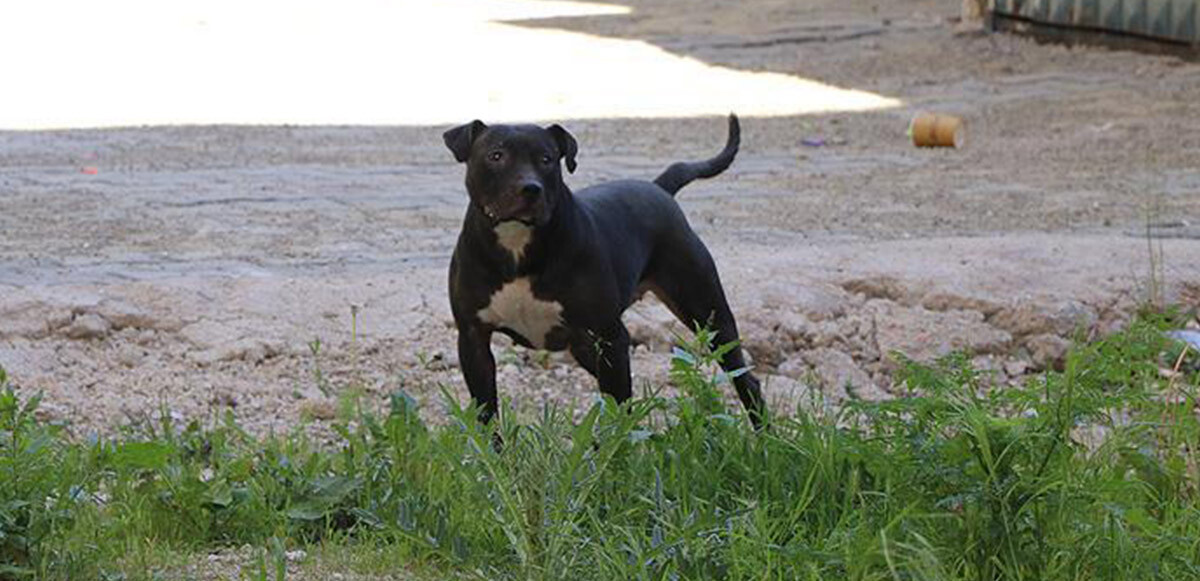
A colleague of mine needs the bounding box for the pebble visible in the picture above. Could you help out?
[63,313,111,340]
[116,345,144,368]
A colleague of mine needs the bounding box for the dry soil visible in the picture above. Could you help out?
[2,0,1199,439]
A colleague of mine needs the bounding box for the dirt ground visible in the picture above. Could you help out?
[2,0,1199,439]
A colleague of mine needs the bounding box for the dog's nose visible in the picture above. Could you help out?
[521,182,543,196]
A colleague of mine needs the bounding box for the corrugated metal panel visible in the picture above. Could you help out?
[992,0,1200,44]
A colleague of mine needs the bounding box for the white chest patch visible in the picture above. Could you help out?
[478,277,563,348]
[493,221,533,262]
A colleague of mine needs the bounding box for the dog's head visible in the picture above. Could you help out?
[443,120,577,227]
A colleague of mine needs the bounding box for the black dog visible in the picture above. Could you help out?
[443,115,765,427]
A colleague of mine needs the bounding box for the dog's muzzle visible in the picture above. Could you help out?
[481,183,545,225]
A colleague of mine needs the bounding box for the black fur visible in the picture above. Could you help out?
[652,114,739,196]
[443,114,765,427]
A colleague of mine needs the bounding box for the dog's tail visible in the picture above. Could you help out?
[653,114,740,197]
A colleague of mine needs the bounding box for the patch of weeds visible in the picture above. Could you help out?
[308,338,333,398]
[2,314,1199,580]
[245,537,288,581]
[530,350,552,370]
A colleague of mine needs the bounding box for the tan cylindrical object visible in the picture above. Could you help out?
[911,113,965,148]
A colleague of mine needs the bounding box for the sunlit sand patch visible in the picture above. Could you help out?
[0,0,899,129]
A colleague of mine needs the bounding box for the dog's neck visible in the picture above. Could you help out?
[468,186,579,273]
[492,221,533,262]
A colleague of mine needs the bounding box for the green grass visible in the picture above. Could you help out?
[2,313,1199,580]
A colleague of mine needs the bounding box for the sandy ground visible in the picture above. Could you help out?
[2,0,1200,440]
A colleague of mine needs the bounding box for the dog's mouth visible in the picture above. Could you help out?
[480,204,539,227]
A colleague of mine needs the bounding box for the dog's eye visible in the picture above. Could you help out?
[541,154,554,165]
[487,151,504,163]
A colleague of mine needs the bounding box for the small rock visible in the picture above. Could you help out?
[0,301,72,340]
[423,349,457,371]
[990,300,1097,338]
[63,313,111,340]
[804,348,890,401]
[774,311,815,342]
[624,301,679,353]
[1004,359,1029,377]
[757,280,849,322]
[740,325,785,368]
[776,357,811,381]
[300,399,337,421]
[872,302,1011,366]
[135,329,157,346]
[921,292,1001,316]
[0,301,58,338]
[761,374,820,415]
[1167,330,1200,351]
[189,349,221,367]
[192,338,282,365]
[776,349,887,401]
[842,275,911,303]
[808,319,847,349]
[179,320,232,350]
[234,341,272,364]
[1026,334,1071,371]
[210,389,238,408]
[33,401,67,423]
[971,355,1007,384]
[116,344,144,368]
[95,299,163,330]
[46,310,75,334]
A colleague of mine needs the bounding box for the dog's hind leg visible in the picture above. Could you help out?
[646,243,767,428]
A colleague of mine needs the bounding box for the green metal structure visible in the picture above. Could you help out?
[991,0,1200,47]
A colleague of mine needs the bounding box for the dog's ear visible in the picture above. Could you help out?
[443,120,488,163]
[547,124,577,173]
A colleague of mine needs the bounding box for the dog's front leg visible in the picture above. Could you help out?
[570,323,633,404]
[457,323,498,424]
